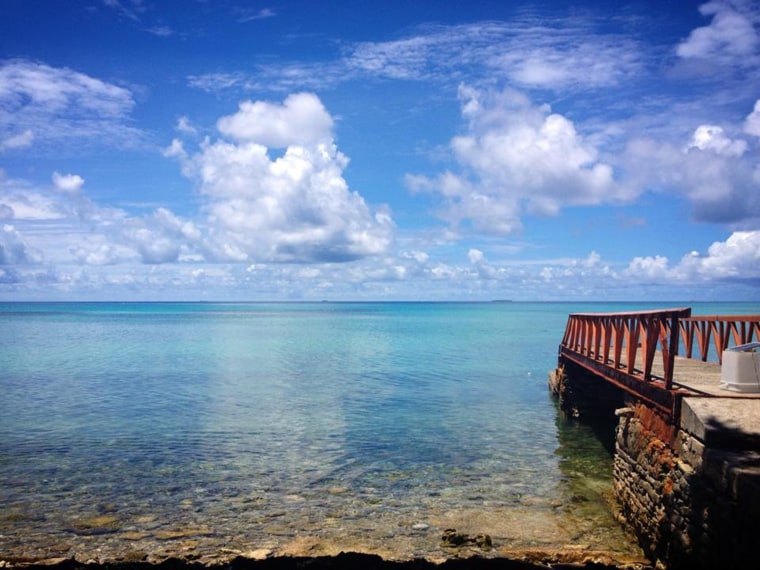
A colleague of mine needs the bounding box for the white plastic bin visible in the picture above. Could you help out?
[720,342,760,393]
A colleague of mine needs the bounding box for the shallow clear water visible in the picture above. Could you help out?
[1,301,756,561]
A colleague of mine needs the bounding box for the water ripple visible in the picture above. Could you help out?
[0,302,644,559]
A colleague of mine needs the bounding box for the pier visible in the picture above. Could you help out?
[550,308,760,570]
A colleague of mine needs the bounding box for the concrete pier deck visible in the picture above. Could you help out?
[644,352,760,446]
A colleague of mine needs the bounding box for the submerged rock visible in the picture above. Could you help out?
[440,528,492,550]
[67,515,121,536]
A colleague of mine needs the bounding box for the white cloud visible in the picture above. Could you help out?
[217,93,333,147]
[236,7,276,23]
[620,231,760,283]
[176,116,197,135]
[102,0,145,22]
[622,102,760,225]
[583,251,601,268]
[348,34,439,80]
[0,172,68,220]
[122,208,201,264]
[468,248,484,264]
[1,214,758,299]
[347,21,643,90]
[1,168,205,268]
[689,230,760,279]
[70,241,123,266]
[52,172,85,194]
[163,138,187,160]
[409,86,621,235]
[0,224,42,264]
[687,125,747,156]
[146,26,174,37]
[188,61,350,94]
[677,1,760,63]
[0,129,34,150]
[401,250,429,264]
[189,20,644,94]
[491,33,641,90]
[58,205,201,268]
[744,100,760,137]
[172,93,394,263]
[187,72,249,92]
[626,255,670,281]
[0,60,140,149]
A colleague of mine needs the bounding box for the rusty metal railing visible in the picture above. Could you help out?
[679,316,760,364]
[559,308,760,416]
[560,308,692,390]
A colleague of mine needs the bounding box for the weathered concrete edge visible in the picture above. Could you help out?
[679,397,760,448]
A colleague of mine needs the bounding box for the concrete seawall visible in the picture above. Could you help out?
[550,364,760,570]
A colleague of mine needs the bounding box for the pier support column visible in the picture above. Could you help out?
[549,361,625,420]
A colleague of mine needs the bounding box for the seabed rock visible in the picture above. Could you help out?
[440,529,492,550]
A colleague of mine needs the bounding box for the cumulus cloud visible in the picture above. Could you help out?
[170,93,394,263]
[622,102,760,225]
[408,86,622,235]
[687,125,747,156]
[70,241,123,266]
[676,0,760,63]
[0,60,141,149]
[687,230,760,279]
[217,93,333,147]
[52,172,85,194]
[626,255,670,281]
[624,231,760,283]
[0,172,68,220]
[122,208,201,264]
[1,167,204,269]
[3,93,395,274]
[60,205,201,268]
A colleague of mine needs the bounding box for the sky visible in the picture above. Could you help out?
[1,0,760,302]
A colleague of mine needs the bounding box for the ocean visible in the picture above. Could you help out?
[1,301,757,562]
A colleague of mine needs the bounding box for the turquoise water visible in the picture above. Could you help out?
[1,301,757,561]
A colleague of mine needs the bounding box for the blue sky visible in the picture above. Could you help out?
[1,0,759,301]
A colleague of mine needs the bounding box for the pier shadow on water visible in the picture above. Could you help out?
[550,396,627,544]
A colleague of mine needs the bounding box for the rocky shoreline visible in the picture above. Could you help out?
[2,549,651,570]
[2,526,651,570]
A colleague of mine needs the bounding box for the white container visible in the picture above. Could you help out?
[720,342,760,393]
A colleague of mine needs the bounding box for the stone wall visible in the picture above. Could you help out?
[614,402,760,570]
